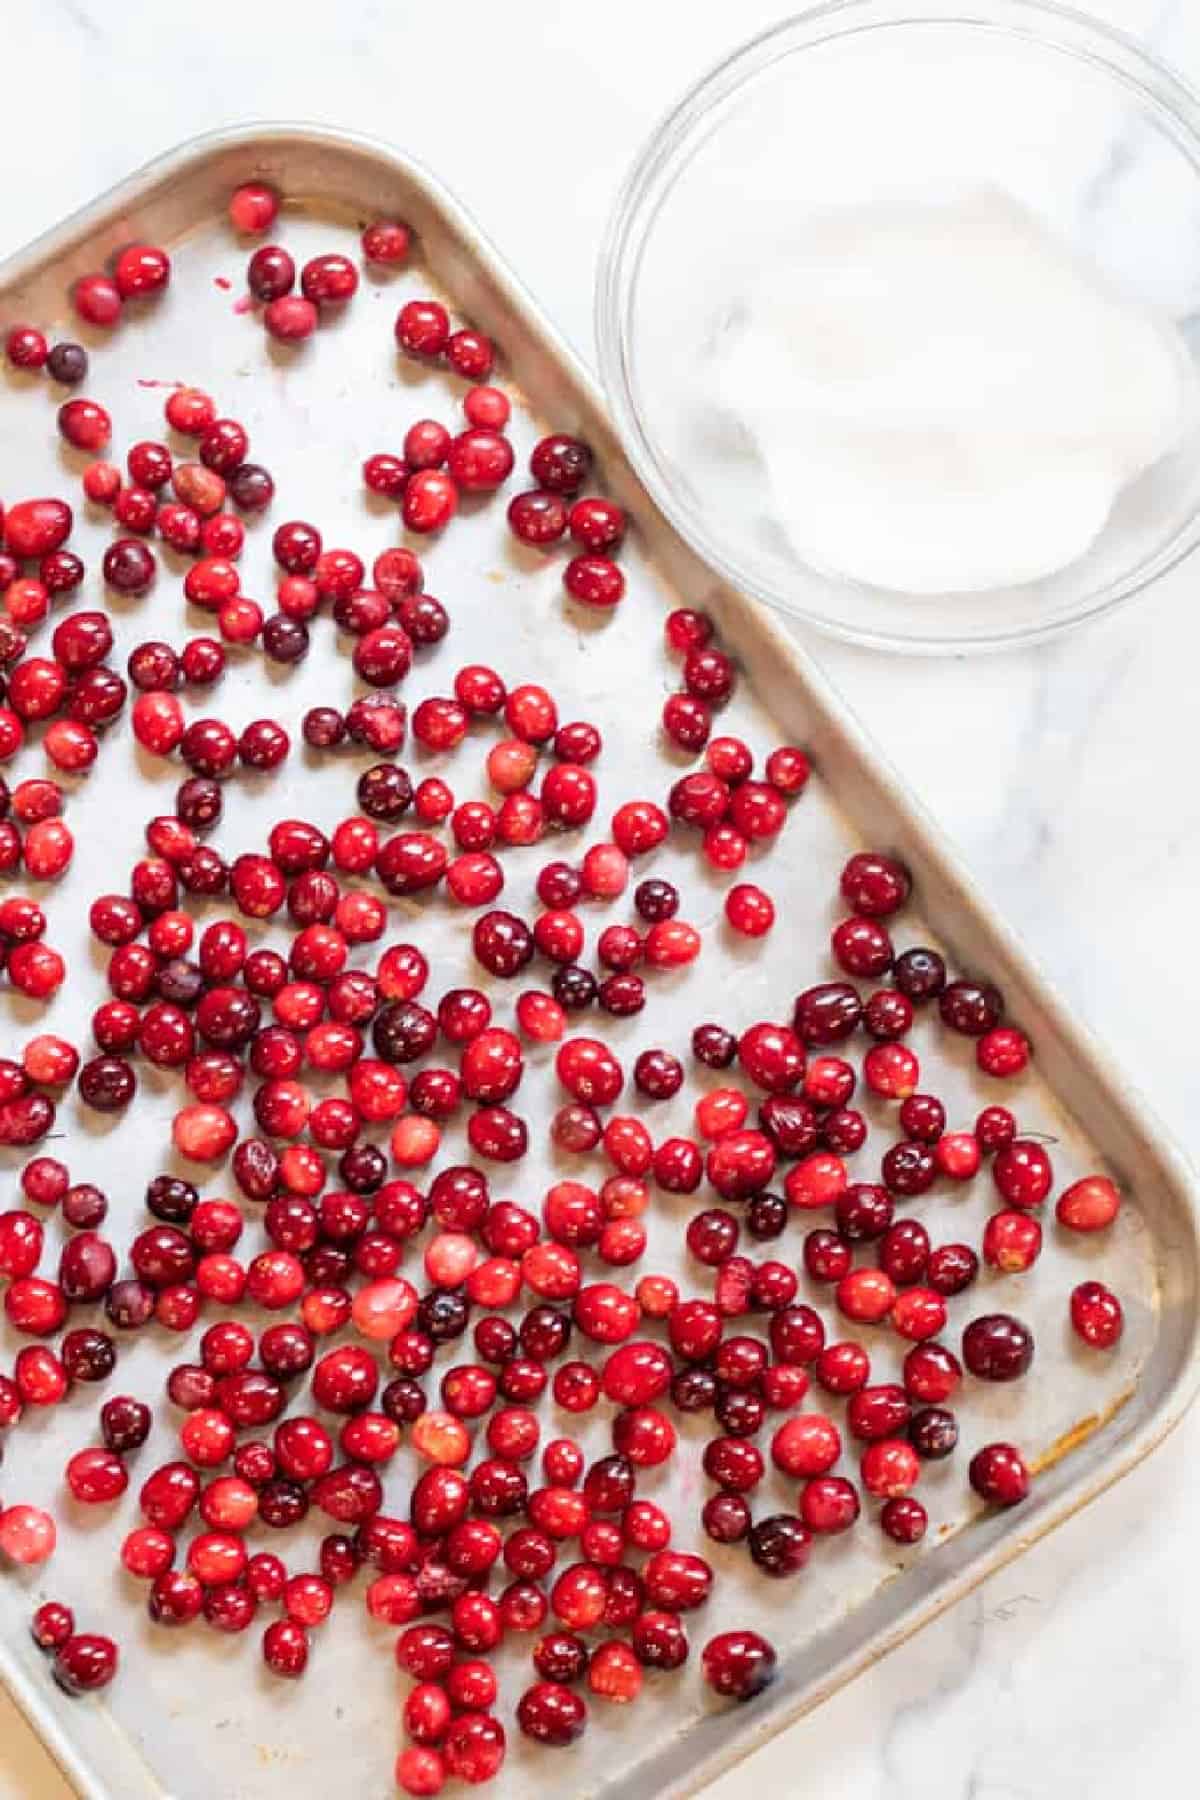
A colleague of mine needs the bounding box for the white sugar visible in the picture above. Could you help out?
[707,186,1194,594]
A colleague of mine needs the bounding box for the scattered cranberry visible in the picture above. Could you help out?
[969,1442,1029,1506]
[1056,1174,1121,1232]
[1070,1280,1124,1348]
[53,1633,119,1694]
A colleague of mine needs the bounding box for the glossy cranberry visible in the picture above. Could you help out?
[831,1183,891,1243]
[992,1139,1053,1209]
[1056,1174,1121,1233]
[5,324,49,368]
[699,1629,776,1702]
[831,915,893,978]
[859,1436,921,1498]
[800,1474,860,1535]
[31,1601,74,1652]
[58,397,112,451]
[746,1514,811,1578]
[938,978,1003,1036]
[905,1404,957,1461]
[876,1218,930,1288]
[517,1680,587,1746]
[881,1141,936,1198]
[562,553,623,609]
[770,1413,842,1477]
[922,1245,977,1301]
[982,1210,1043,1274]
[890,946,945,1002]
[969,1442,1029,1506]
[961,1313,1034,1382]
[53,1633,119,1695]
[837,851,908,917]
[261,1618,309,1678]
[1070,1280,1124,1348]
[60,1327,114,1384]
[356,219,410,267]
[900,1344,961,1408]
[792,982,862,1046]
[877,1494,926,1544]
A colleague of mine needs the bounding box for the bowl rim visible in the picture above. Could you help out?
[595,0,1200,653]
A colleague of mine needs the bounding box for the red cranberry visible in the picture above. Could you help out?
[1070,1280,1124,1348]
[1056,1175,1121,1232]
[992,1140,1053,1209]
[31,1601,74,1651]
[961,1313,1034,1381]
[747,1514,811,1578]
[969,1441,1029,1505]
[908,1405,958,1459]
[701,1629,777,1701]
[939,979,1003,1036]
[53,1633,119,1694]
[517,1681,587,1745]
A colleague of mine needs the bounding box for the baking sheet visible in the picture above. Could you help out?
[0,127,1195,1800]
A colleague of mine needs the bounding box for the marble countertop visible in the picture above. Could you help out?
[4,1,1199,1795]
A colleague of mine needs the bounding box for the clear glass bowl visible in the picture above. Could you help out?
[596,0,1200,653]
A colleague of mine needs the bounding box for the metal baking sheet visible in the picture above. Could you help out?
[0,125,1196,1800]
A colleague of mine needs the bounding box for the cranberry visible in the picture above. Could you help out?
[1070,1280,1124,1348]
[229,183,279,232]
[800,1475,860,1534]
[53,1634,119,1694]
[529,433,592,494]
[928,1245,978,1303]
[246,244,295,300]
[725,883,775,937]
[31,1601,74,1651]
[47,342,88,384]
[983,1210,1043,1273]
[701,1629,777,1701]
[747,1514,811,1578]
[1056,1174,1121,1232]
[517,1681,587,1746]
[362,219,410,264]
[835,1183,893,1242]
[262,1618,309,1678]
[909,1405,958,1460]
[115,243,170,296]
[992,1139,1053,1209]
[793,982,862,1045]
[969,1442,1029,1506]
[836,851,907,916]
[443,1713,505,1784]
[939,979,1003,1036]
[5,325,49,369]
[962,1313,1034,1381]
[59,398,112,451]
[879,1494,927,1543]
[564,555,624,609]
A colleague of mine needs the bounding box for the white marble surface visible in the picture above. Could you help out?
[3,1,1200,1796]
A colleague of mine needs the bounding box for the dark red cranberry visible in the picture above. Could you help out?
[939,979,1003,1036]
[961,1313,1034,1381]
[909,1405,958,1459]
[893,947,946,1001]
[793,983,862,1045]
[926,1243,979,1296]
[969,1442,1029,1506]
[747,1514,811,1578]
[701,1629,777,1701]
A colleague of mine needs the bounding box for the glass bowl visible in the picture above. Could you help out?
[596,0,1200,653]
